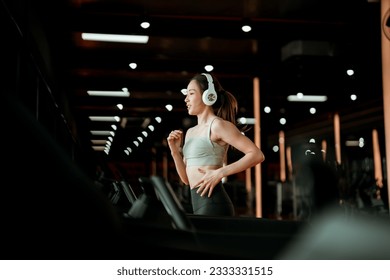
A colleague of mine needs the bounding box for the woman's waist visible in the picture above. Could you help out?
[186,165,221,189]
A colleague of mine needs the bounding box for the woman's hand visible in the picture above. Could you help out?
[167,129,183,154]
[194,168,223,197]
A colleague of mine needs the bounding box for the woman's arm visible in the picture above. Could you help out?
[170,149,189,185]
[196,119,264,197]
[217,120,265,178]
[167,129,189,185]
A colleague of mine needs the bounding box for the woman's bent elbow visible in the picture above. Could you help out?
[257,151,265,164]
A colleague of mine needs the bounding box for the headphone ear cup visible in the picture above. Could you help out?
[201,73,218,106]
[202,89,217,106]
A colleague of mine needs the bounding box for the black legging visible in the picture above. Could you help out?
[190,182,235,216]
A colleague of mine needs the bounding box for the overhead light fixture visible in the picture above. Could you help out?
[87,89,130,97]
[89,116,121,122]
[345,137,365,147]
[129,62,137,69]
[287,94,327,102]
[81,33,149,44]
[139,14,151,29]
[241,24,251,32]
[91,140,108,145]
[90,131,114,136]
[238,117,255,125]
[140,20,150,29]
[204,65,214,72]
[241,18,252,32]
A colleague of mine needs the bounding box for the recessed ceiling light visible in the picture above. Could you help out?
[140,21,150,29]
[241,24,252,32]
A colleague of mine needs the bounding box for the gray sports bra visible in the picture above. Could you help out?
[182,118,227,167]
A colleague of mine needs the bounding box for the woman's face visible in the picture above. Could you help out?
[184,79,205,115]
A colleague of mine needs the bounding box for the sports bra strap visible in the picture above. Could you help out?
[208,117,218,143]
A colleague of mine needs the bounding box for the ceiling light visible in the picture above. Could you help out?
[89,116,120,122]
[140,21,150,29]
[87,90,130,97]
[204,65,214,72]
[91,140,107,145]
[90,130,113,136]
[238,117,255,125]
[287,95,327,102]
[241,18,252,32]
[241,24,251,32]
[81,33,149,44]
[345,140,359,147]
[92,146,106,151]
[345,138,364,147]
[140,14,151,29]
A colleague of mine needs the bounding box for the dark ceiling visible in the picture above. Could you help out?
[26,0,384,162]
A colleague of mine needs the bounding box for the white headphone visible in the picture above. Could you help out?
[201,73,218,106]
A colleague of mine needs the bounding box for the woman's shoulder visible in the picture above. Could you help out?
[211,117,234,129]
[210,118,238,139]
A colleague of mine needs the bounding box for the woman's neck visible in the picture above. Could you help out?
[197,111,216,125]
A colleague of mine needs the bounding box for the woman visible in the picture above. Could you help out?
[167,73,265,216]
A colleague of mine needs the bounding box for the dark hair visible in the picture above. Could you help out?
[191,73,238,126]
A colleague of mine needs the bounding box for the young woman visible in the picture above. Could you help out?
[167,73,265,216]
